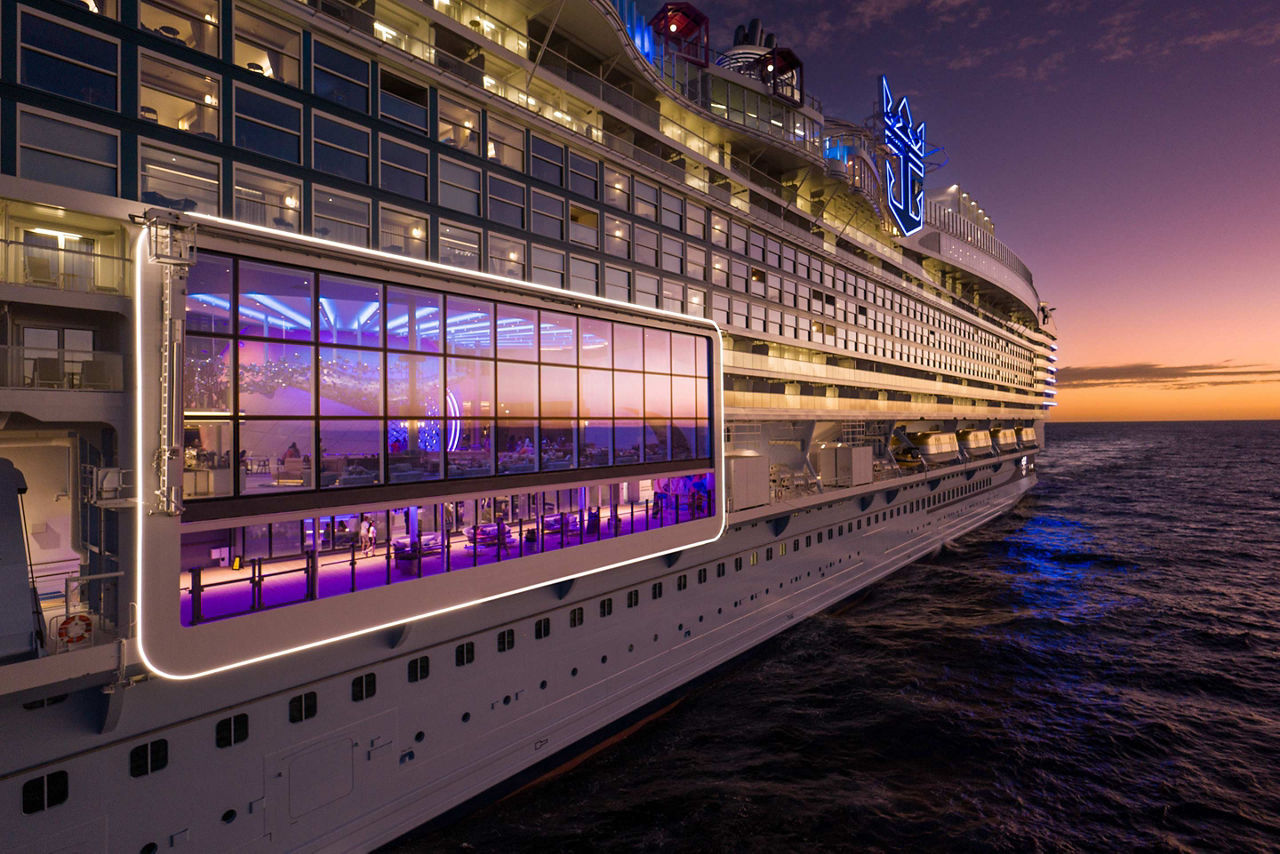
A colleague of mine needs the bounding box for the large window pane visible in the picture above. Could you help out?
[540,421,574,471]
[139,54,219,138]
[386,286,441,352]
[238,261,313,340]
[614,371,642,417]
[447,358,494,418]
[614,420,641,465]
[183,421,233,498]
[579,369,612,417]
[184,336,232,412]
[671,375,698,418]
[579,421,611,468]
[387,353,441,417]
[446,296,492,356]
[439,222,480,270]
[613,324,643,369]
[185,253,233,333]
[447,420,492,477]
[644,329,671,373]
[238,342,313,415]
[644,373,671,418]
[388,419,442,482]
[539,312,575,365]
[497,421,537,473]
[496,362,538,417]
[540,366,576,418]
[319,421,382,488]
[140,144,220,213]
[239,420,312,492]
[319,275,381,346]
[496,304,537,361]
[319,348,381,416]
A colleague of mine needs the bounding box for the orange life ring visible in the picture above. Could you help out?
[57,614,93,644]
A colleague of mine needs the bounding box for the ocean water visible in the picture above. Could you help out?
[390,421,1280,852]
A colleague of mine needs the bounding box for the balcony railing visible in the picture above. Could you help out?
[0,345,125,391]
[2,237,132,295]
[924,202,1032,285]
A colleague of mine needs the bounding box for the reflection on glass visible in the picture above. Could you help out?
[579,317,611,368]
[388,353,441,417]
[185,252,232,333]
[319,275,381,346]
[615,420,642,465]
[540,312,575,364]
[184,336,232,412]
[497,362,538,417]
[614,371,642,418]
[320,420,382,488]
[671,332,696,375]
[448,358,494,418]
[613,323,642,368]
[239,261,313,339]
[386,286,441,353]
[540,366,576,418]
[644,328,671,373]
[671,421,696,461]
[496,304,537,360]
[579,369,612,417]
[446,296,492,356]
[671,375,697,418]
[320,348,381,416]
[645,420,669,462]
[644,373,671,418]
[238,341,313,415]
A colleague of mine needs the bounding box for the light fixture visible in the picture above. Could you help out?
[284,195,298,209]
[411,227,424,239]
[766,63,774,72]
[669,22,677,32]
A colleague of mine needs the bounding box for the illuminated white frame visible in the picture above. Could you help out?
[135,213,726,680]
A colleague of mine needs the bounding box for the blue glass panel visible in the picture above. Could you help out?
[579,420,612,468]
[614,420,642,465]
[21,53,117,109]
[313,67,367,110]
[237,90,300,126]
[235,119,299,163]
[315,144,367,181]
[186,254,233,334]
[23,16,117,70]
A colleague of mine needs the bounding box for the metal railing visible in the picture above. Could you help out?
[2,238,132,295]
[924,202,1033,285]
[0,345,125,391]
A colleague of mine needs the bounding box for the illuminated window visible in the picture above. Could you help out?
[234,8,300,86]
[379,206,427,260]
[139,53,219,138]
[140,144,219,214]
[438,96,480,154]
[140,0,219,55]
[488,234,525,279]
[313,188,370,247]
[603,167,630,210]
[487,117,525,170]
[439,221,481,270]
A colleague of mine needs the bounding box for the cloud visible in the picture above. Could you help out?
[1055,362,1280,390]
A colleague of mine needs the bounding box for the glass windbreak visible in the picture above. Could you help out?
[179,471,718,625]
[181,253,715,501]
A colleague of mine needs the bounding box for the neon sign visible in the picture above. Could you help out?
[880,75,933,237]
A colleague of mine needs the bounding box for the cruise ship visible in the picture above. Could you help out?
[0,0,1057,850]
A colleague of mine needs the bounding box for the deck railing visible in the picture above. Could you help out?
[0,345,125,391]
[2,237,131,295]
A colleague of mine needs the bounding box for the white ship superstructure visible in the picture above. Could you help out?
[0,1,1056,850]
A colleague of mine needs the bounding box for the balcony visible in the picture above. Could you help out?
[1,231,131,296]
[1,346,125,392]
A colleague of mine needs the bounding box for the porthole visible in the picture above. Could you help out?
[540,680,548,690]
[601,655,608,664]
[462,712,471,723]
[221,809,237,824]
[571,667,579,677]
[414,731,425,743]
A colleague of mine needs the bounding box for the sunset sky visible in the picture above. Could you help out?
[694,0,1280,421]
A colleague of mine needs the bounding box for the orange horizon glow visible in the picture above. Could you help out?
[1050,382,1280,423]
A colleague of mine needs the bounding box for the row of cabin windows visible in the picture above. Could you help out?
[18,10,1037,378]
[20,533,850,815]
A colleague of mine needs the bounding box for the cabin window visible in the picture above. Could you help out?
[21,12,118,109]
[288,691,317,722]
[626,589,639,608]
[651,582,663,600]
[534,618,551,639]
[313,41,368,110]
[407,655,430,682]
[569,607,584,627]
[497,628,515,652]
[380,138,429,200]
[437,96,480,154]
[599,598,613,617]
[455,642,475,666]
[21,771,68,814]
[487,117,524,170]
[351,673,376,701]
[214,714,248,748]
[129,740,169,776]
[235,87,301,162]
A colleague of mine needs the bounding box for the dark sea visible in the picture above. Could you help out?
[388,421,1280,853]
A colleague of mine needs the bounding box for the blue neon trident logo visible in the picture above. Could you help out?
[881,75,930,237]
